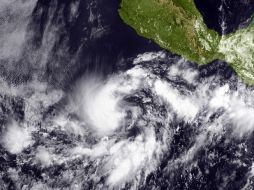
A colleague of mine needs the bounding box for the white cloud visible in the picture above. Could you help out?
[71,139,109,158]
[2,49,254,188]
[167,60,198,83]
[71,128,161,188]
[227,99,254,137]
[209,84,230,109]
[54,116,85,136]
[133,51,166,64]
[77,76,126,135]
[0,0,36,61]
[106,129,161,187]
[35,147,52,167]
[154,80,199,120]
[2,121,33,154]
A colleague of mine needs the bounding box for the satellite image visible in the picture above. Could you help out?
[1,0,254,189]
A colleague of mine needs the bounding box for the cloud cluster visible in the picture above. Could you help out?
[1,48,254,189]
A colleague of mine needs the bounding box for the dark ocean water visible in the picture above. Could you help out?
[194,0,254,34]
[5,0,254,87]
[30,0,161,89]
[29,0,254,91]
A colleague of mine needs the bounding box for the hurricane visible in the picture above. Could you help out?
[1,0,254,190]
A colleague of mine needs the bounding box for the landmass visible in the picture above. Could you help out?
[119,0,254,84]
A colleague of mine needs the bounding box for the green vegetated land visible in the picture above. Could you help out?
[119,0,254,84]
